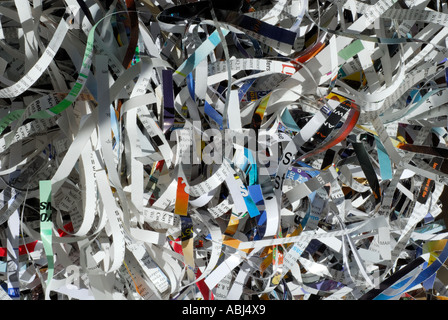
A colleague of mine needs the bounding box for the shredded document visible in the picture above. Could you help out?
[0,0,447,301]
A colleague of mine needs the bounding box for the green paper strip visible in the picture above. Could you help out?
[338,39,365,61]
[39,180,53,293]
[0,11,124,137]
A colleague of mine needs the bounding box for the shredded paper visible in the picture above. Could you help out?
[0,0,448,301]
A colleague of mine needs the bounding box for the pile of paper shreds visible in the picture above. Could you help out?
[0,0,447,300]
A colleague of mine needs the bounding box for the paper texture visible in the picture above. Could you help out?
[0,0,447,301]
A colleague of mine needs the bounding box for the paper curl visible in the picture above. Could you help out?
[0,0,447,301]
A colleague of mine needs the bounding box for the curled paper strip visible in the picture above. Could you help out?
[0,0,448,301]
